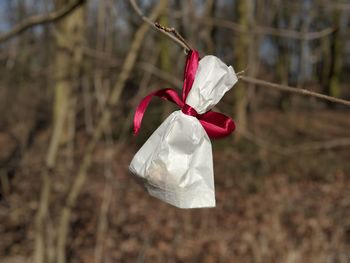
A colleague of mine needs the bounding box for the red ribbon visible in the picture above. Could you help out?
[133,50,235,139]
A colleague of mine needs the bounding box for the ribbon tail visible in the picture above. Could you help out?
[198,111,236,139]
[133,88,183,135]
[182,50,199,101]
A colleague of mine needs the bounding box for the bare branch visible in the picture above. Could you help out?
[129,2,348,107]
[0,0,85,43]
[135,61,350,107]
[240,76,350,107]
[125,58,350,108]
[129,0,193,52]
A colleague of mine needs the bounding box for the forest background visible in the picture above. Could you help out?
[0,0,349,262]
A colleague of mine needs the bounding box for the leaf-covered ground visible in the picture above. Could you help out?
[0,102,349,262]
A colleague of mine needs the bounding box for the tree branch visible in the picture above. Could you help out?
[127,1,349,107]
[0,0,85,43]
[240,76,350,107]
[126,55,350,108]
[129,0,192,52]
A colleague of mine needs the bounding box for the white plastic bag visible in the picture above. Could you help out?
[129,54,238,208]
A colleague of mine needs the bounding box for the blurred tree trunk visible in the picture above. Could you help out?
[180,0,195,45]
[34,1,86,263]
[247,1,258,126]
[299,6,311,87]
[53,0,86,146]
[16,0,31,81]
[55,3,166,262]
[275,4,291,110]
[159,0,170,73]
[276,40,290,110]
[320,33,331,92]
[327,5,343,99]
[94,4,114,261]
[203,0,217,53]
[174,0,185,36]
[233,0,253,139]
[94,0,109,118]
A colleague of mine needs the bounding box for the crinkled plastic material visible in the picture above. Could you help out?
[129,55,237,208]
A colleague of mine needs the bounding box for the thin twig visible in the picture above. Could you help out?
[0,0,85,43]
[240,76,350,107]
[129,0,192,52]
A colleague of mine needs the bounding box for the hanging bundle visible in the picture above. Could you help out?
[129,50,238,208]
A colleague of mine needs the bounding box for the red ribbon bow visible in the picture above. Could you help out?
[133,50,235,139]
